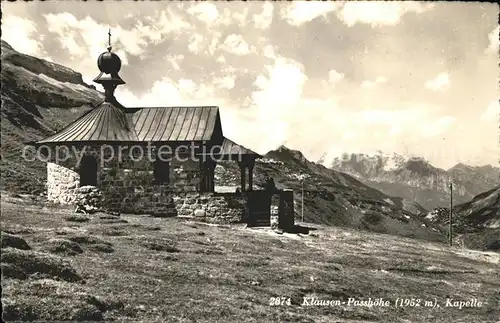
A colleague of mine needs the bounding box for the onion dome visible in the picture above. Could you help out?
[93,29,125,100]
[97,50,122,74]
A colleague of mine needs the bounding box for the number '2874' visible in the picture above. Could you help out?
[269,297,292,306]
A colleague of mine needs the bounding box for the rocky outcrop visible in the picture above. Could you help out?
[74,186,103,214]
[2,40,91,87]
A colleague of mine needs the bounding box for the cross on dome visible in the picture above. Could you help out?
[107,28,112,52]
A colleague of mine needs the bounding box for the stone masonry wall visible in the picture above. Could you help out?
[173,193,248,224]
[100,182,177,217]
[270,194,280,227]
[99,158,201,216]
[44,145,248,222]
[45,145,201,212]
[47,162,80,204]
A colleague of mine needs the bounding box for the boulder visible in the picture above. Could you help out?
[74,186,103,214]
[1,232,31,250]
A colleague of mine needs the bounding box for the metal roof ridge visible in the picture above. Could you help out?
[125,105,220,109]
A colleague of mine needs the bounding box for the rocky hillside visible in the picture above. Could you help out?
[1,40,103,193]
[423,187,499,251]
[453,187,500,230]
[424,186,500,231]
[329,152,499,210]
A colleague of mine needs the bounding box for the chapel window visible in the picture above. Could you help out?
[153,159,170,184]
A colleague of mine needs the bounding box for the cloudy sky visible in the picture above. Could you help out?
[2,1,499,169]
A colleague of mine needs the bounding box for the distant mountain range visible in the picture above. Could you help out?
[329,152,499,211]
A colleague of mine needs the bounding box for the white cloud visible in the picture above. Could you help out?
[252,57,307,115]
[45,10,189,60]
[188,34,204,54]
[389,125,402,136]
[116,78,217,107]
[232,8,249,26]
[178,79,196,93]
[328,69,345,84]
[253,3,274,29]
[485,26,499,54]
[187,2,219,24]
[361,76,387,88]
[338,1,435,27]
[166,54,184,71]
[280,1,434,28]
[358,107,424,125]
[221,34,251,56]
[218,7,250,27]
[280,1,339,26]
[425,73,450,91]
[262,44,277,59]
[421,116,455,137]
[216,55,226,63]
[340,104,452,140]
[207,32,222,55]
[249,57,308,150]
[2,15,48,58]
[342,130,356,140]
[480,101,500,121]
[214,75,236,90]
[44,13,131,84]
[131,11,191,46]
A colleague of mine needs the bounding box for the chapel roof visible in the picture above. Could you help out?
[130,106,220,142]
[217,137,261,157]
[37,101,139,143]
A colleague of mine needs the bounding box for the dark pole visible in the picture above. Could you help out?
[449,182,453,247]
[301,179,304,223]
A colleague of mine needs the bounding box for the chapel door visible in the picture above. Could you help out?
[80,155,98,186]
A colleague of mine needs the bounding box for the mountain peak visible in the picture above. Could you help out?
[264,145,310,165]
[400,158,439,175]
[330,151,412,174]
[448,162,473,171]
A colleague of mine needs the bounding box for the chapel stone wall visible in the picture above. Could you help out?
[47,162,80,204]
[173,192,248,224]
[44,144,248,223]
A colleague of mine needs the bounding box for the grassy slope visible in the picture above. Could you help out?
[2,194,499,323]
